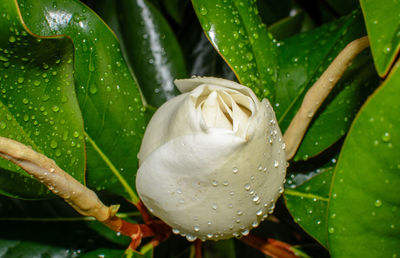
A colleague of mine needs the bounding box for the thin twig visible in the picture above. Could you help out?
[284,36,370,160]
[0,136,112,221]
[241,234,299,258]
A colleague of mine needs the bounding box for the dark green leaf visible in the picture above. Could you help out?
[0,0,85,198]
[275,11,370,160]
[295,50,379,160]
[285,168,334,247]
[328,61,400,257]
[0,239,75,258]
[17,0,147,202]
[256,0,293,26]
[325,0,359,16]
[79,248,125,257]
[360,0,400,77]
[268,10,305,41]
[204,239,235,258]
[192,0,278,100]
[117,0,187,107]
[87,220,131,246]
[162,0,189,24]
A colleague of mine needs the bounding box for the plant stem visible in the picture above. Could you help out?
[284,36,370,160]
[0,136,112,221]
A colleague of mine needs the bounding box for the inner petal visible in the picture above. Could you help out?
[201,90,232,130]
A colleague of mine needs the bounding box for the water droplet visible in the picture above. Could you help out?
[274,160,279,167]
[223,180,229,186]
[256,208,263,216]
[252,195,260,203]
[172,228,180,234]
[200,6,208,15]
[246,52,253,61]
[232,167,238,174]
[237,210,243,216]
[212,203,218,210]
[212,180,218,186]
[8,36,16,43]
[178,198,185,204]
[258,165,263,171]
[193,226,200,232]
[50,140,58,149]
[89,84,98,94]
[52,105,60,112]
[382,132,391,142]
[244,183,250,191]
[241,228,249,236]
[328,227,335,234]
[186,234,197,242]
[374,199,382,207]
[17,77,24,83]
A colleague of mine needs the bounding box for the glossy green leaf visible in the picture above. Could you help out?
[0,0,85,198]
[17,0,147,202]
[87,220,132,246]
[178,14,235,80]
[275,11,372,160]
[0,239,74,257]
[117,0,187,107]
[325,0,359,16]
[80,248,125,257]
[360,0,400,77]
[192,0,278,100]
[256,0,292,26]
[328,61,400,257]
[295,50,379,160]
[162,0,189,24]
[285,168,334,247]
[268,10,305,41]
[204,239,235,258]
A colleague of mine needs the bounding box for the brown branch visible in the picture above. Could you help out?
[241,234,299,258]
[0,136,112,221]
[284,36,370,160]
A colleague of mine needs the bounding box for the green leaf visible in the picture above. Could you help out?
[325,0,359,16]
[275,11,371,160]
[87,220,131,246]
[79,248,125,257]
[328,61,400,257]
[256,0,293,26]
[0,239,74,257]
[192,0,278,100]
[17,0,147,202]
[360,0,400,77]
[0,0,85,198]
[162,0,189,24]
[268,10,306,41]
[204,239,235,258]
[295,50,379,160]
[285,168,334,247]
[117,0,187,107]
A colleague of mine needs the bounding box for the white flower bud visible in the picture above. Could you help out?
[136,77,286,241]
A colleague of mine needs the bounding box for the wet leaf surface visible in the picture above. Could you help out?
[360,0,400,76]
[0,0,85,198]
[328,60,400,257]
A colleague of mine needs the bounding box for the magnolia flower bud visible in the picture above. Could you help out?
[136,77,286,241]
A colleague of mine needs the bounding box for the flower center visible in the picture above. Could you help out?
[195,87,253,138]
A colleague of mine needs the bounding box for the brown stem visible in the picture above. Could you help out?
[0,136,111,221]
[195,239,203,258]
[135,200,153,224]
[284,36,370,160]
[241,234,298,258]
